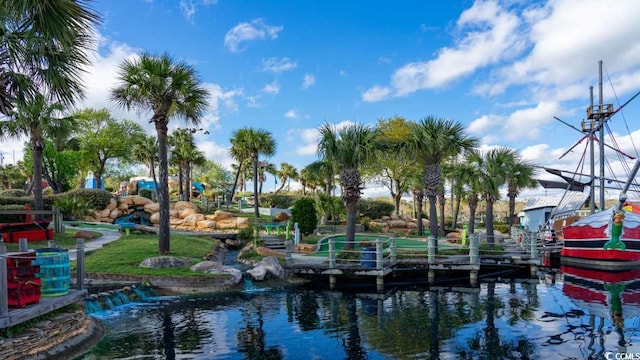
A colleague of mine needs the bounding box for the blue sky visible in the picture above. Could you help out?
[2,0,640,199]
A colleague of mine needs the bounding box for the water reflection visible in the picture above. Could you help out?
[79,270,640,359]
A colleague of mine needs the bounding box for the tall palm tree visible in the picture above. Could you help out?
[183,146,206,201]
[318,123,376,249]
[410,116,478,247]
[243,128,276,217]
[505,157,537,227]
[133,135,159,180]
[258,162,277,195]
[169,128,199,201]
[0,93,66,214]
[275,162,298,193]
[0,0,100,112]
[111,53,210,255]
[228,128,252,205]
[469,147,515,247]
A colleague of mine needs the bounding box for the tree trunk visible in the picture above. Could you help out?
[229,162,243,209]
[468,196,478,235]
[415,190,424,236]
[185,162,191,201]
[486,196,495,247]
[253,155,260,218]
[178,164,184,200]
[453,194,461,230]
[344,200,358,250]
[438,191,445,236]
[31,141,44,220]
[508,192,516,227]
[156,121,171,255]
[428,194,438,254]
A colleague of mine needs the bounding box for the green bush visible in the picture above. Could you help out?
[259,194,298,208]
[291,197,318,236]
[237,224,256,241]
[356,199,394,219]
[54,195,93,220]
[138,188,153,200]
[0,189,27,197]
[62,189,112,210]
[493,224,510,234]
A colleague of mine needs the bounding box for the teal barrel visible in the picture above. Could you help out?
[34,248,70,297]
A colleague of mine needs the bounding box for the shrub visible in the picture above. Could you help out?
[493,224,510,234]
[54,195,93,220]
[237,224,256,241]
[62,189,112,210]
[138,188,152,200]
[0,189,27,197]
[259,194,298,208]
[291,197,318,236]
[356,199,394,219]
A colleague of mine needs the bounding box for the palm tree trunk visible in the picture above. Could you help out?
[156,122,171,255]
[31,141,44,220]
[150,158,158,200]
[253,156,260,218]
[468,199,478,235]
[229,162,243,209]
[428,195,438,254]
[344,200,358,250]
[178,164,184,200]
[508,193,516,227]
[438,191,445,236]
[415,190,424,236]
[453,195,461,229]
[486,197,495,247]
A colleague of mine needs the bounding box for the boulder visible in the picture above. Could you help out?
[190,261,243,284]
[196,219,216,230]
[211,210,233,221]
[174,201,199,213]
[406,221,418,229]
[183,213,205,227]
[215,218,237,229]
[132,196,153,206]
[150,212,160,224]
[109,209,120,219]
[256,246,285,259]
[389,213,399,220]
[139,256,189,269]
[274,212,289,222]
[246,256,285,281]
[106,198,117,210]
[236,217,249,228]
[98,208,111,218]
[225,238,241,248]
[144,202,160,213]
[169,217,184,226]
[73,230,98,240]
[178,208,198,219]
[388,219,406,228]
[296,243,315,253]
[117,202,129,211]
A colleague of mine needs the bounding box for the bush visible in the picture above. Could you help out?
[291,197,318,236]
[138,188,153,200]
[259,194,298,208]
[62,189,112,210]
[237,224,256,241]
[54,195,93,220]
[493,224,510,234]
[357,199,394,219]
[0,189,27,197]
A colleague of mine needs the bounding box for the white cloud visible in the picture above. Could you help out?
[285,109,298,119]
[262,80,280,95]
[391,0,523,96]
[361,86,391,103]
[302,74,315,89]
[468,114,503,134]
[197,141,234,169]
[502,101,560,140]
[224,18,283,53]
[288,127,320,156]
[261,57,297,73]
[179,0,218,22]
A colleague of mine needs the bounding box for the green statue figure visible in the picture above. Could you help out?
[604,211,627,250]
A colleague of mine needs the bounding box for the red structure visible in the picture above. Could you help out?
[5,252,42,308]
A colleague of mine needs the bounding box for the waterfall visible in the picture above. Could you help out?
[84,284,157,314]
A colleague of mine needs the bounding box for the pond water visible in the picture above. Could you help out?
[78,267,640,359]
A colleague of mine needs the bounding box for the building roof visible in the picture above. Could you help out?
[523,192,590,214]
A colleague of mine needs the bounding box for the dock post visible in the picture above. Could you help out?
[376,275,384,292]
[375,238,383,270]
[284,240,292,265]
[530,264,537,278]
[328,239,336,269]
[390,236,397,263]
[48,240,56,248]
[530,234,538,260]
[76,238,85,290]
[329,275,336,290]
[428,235,436,264]
[470,271,478,286]
[428,270,435,284]
[469,234,479,265]
[18,238,28,252]
[0,241,7,317]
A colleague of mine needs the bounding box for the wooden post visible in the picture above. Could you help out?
[375,238,383,270]
[0,242,7,317]
[329,275,336,290]
[76,238,85,290]
[530,233,538,260]
[284,240,292,265]
[390,236,397,263]
[470,271,478,286]
[48,240,56,248]
[18,238,28,252]
[53,206,63,234]
[376,275,384,292]
[328,239,336,269]
[469,234,479,265]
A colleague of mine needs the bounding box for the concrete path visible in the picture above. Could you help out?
[67,228,121,261]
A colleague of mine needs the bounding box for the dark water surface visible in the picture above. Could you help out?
[78,269,640,359]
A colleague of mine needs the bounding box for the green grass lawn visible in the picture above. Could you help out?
[80,233,217,276]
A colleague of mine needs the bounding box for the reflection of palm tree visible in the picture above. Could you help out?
[161,308,176,359]
[343,295,366,359]
[237,300,283,359]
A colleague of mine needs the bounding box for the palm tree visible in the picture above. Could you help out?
[228,128,252,205]
[469,147,515,247]
[184,146,206,201]
[276,162,298,193]
[111,53,210,255]
[169,128,201,201]
[0,1,100,112]
[410,116,478,247]
[505,157,537,227]
[258,162,277,195]
[243,128,276,217]
[0,93,66,214]
[318,123,376,250]
[133,135,159,182]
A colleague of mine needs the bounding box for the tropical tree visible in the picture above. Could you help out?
[0,93,68,213]
[469,147,516,247]
[410,116,478,245]
[275,162,298,193]
[370,116,414,215]
[258,162,277,194]
[444,160,473,230]
[132,135,159,190]
[505,157,537,227]
[0,0,100,113]
[228,128,252,204]
[318,122,376,249]
[111,53,210,255]
[169,128,205,201]
[302,160,334,195]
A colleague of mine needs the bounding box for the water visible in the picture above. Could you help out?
[78,269,640,359]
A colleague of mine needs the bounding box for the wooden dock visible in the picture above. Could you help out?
[283,234,547,291]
